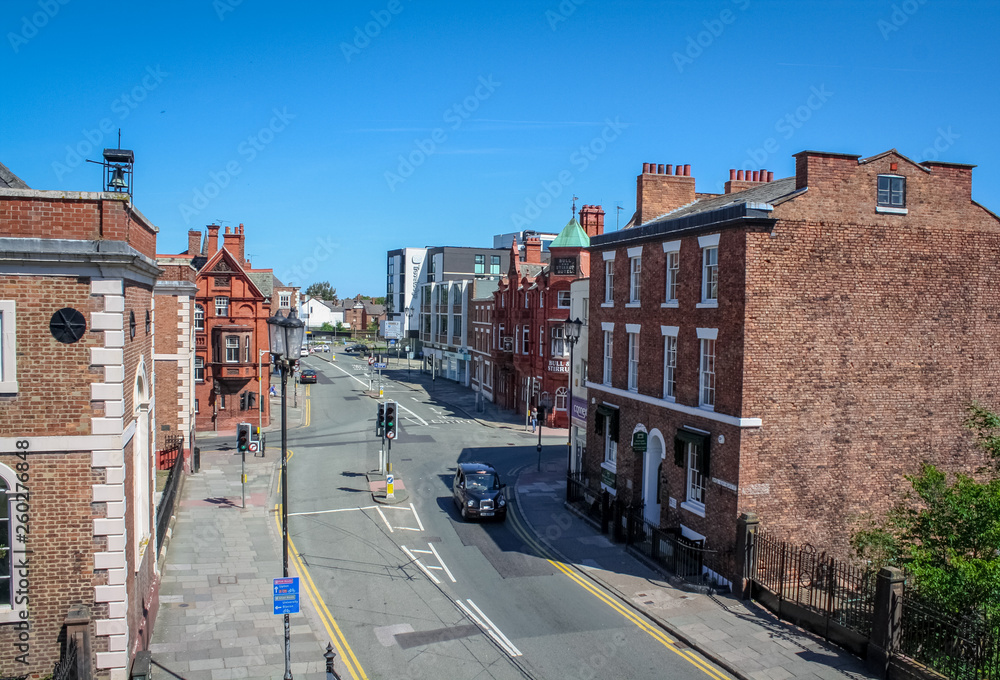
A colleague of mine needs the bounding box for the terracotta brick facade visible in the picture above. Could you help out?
[585,151,999,582]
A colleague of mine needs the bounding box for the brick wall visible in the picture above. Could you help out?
[0,452,101,678]
[741,152,998,552]
[0,276,100,435]
[0,194,157,259]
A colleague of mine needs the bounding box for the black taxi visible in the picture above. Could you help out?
[452,462,507,522]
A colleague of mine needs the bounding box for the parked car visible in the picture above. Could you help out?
[347,344,368,353]
[452,462,507,522]
[299,369,317,384]
[300,347,310,357]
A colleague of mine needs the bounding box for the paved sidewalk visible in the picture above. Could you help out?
[149,397,336,680]
[374,358,879,680]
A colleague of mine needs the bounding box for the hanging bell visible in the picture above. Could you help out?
[109,165,127,189]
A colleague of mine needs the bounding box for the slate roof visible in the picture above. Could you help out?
[0,162,29,189]
[247,272,275,299]
[472,279,499,301]
[592,177,799,248]
[643,177,798,227]
[549,217,590,248]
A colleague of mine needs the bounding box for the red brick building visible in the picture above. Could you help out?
[343,296,386,334]
[585,153,999,582]
[0,164,161,679]
[492,206,603,425]
[153,257,198,464]
[169,225,274,433]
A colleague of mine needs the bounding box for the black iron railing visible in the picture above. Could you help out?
[156,441,185,553]
[750,530,876,638]
[899,596,1000,680]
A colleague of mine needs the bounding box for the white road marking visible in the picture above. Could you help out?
[456,599,522,657]
[409,502,425,531]
[427,542,456,582]
[401,545,441,584]
[375,506,393,533]
[288,505,414,517]
[395,401,428,426]
[328,360,430,426]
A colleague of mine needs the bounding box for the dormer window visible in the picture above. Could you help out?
[877,175,906,213]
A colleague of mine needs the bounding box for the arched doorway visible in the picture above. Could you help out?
[133,361,151,563]
[643,430,665,525]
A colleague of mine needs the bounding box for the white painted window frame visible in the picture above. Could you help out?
[626,324,640,392]
[662,240,680,308]
[603,251,615,306]
[661,325,678,402]
[0,462,27,622]
[628,246,642,306]
[0,301,17,394]
[697,327,718,410]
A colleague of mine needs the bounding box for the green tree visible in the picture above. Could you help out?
[334,321,345,332]
[305,281,337,301]
[319,322,334,331]
[852,405,1000,618]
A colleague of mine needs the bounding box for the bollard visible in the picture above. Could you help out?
[324,642,341,680]
[193,447,201,473]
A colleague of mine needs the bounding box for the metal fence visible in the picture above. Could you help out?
[565,474,729,586]
[751,530,876,638]
[156,440,185,553]
[158,433,184,470]
[899,596,1000,680]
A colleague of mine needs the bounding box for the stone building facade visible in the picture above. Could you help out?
[585,153,999,582]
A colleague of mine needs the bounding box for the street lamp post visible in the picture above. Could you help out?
[258,349,270,440]
[404,305,415,376]
[266,308,305,680]
[564,318,583,498]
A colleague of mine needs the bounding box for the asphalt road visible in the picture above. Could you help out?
[281,351,733,680]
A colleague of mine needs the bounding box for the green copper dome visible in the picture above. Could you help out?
[549,217,590,248]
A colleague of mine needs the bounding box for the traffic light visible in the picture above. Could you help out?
[239,392,248,411]
[237,422,251,452]
[385,401,397,440]
[376,402,385,437]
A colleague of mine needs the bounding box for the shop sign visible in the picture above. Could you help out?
[601,467,617,489]
[548,359,569,373]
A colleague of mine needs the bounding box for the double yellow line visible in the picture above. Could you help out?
[274,390,367,679]
[508,507,730,680]
[272,504,367,680]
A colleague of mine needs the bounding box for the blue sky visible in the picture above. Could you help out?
[3,0,998,294]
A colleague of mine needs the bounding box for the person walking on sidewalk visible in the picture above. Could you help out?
[530,407,538,433]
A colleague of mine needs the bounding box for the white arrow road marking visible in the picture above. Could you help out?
[455,599,522,657]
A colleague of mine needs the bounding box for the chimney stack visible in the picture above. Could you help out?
[206,225,220,256]
[635,161,696,225]
[222,223,246,264]
[187,229,201,255]
[725,167,774,194]
[579,204,605,238]
[524,235,543,264]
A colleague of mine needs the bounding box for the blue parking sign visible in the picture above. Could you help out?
[273,577,300,615]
